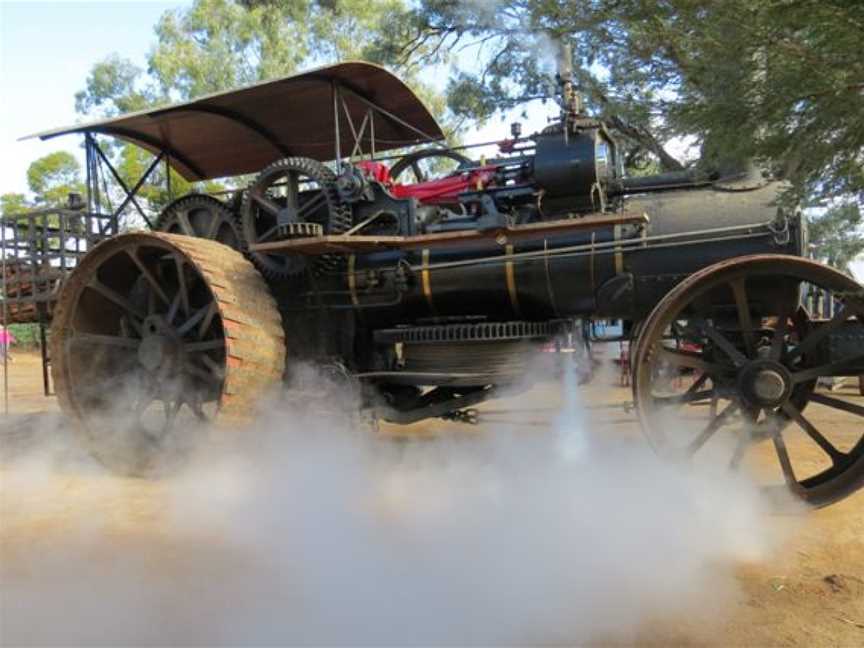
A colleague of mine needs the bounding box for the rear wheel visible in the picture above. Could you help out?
[50,232,285,475]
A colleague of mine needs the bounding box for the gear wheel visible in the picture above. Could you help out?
[240,157,352,280]
[155,193,244,252]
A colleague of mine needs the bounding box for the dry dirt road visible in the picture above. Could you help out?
[1,351,862,646]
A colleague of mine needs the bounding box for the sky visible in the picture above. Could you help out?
[0,1,189,195]
[0,0,860,279]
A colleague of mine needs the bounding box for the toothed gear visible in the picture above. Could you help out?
[240,157,352,280]
[280,222,324,238]
[154,193,245,252]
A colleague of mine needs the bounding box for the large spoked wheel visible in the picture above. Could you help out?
[389,148,472,183]
[51,232,285,476]
[633,254,864,508]
[155,193,244,251]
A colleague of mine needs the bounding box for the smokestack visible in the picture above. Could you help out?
[554,40,582,123]
[556,41,573,81]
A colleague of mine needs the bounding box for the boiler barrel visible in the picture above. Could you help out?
[349,182,803,324]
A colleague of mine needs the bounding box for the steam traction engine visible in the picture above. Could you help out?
[18,62,864,507]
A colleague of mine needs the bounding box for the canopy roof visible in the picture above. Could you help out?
[23,61,444,181]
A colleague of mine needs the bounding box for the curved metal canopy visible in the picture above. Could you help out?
[22,61,445,181]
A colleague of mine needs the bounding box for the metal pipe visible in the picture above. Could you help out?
[409,221,778,273]
[2,220,8,415]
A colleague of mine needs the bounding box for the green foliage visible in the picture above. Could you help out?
[26,151,84,207]
[73,0,442,216]
[394,0,864,198]
[6,324,40,350]
[74,55,150,116]
[1,193,30,216]
[807,203,864,274]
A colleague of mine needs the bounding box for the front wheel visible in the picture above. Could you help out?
[632,254,864,508]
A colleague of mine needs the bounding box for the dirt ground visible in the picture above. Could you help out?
[1,350,862,646]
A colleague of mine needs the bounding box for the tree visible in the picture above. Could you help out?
[807,203,864,275]
[388,0,864,199]
[26,152,84,207]
[1,193,30,216]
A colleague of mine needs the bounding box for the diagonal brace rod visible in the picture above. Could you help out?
[93,138,159,228]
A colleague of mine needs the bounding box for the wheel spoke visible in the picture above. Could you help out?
[786,307,849,362]
[174,254,190,318]
[692,320,748,367]
[87,280,145,331]
[653,373,712,406]
[730,277,755,358]
[186,339,226,353]
[657,347,726,375]
[177,301,215,337]
[184,362,222,384]
[146,286,156,316]
[166,292,182,324]
[770,301,792,362]
[655,389,715,407]
[284,173,299,207]
[729,434,749,470]
[197,302,218,340]
[791,353,864,384]
[808,391,864,418]
[296,191,327,219]
[686,401,739,456]
[175,210,195,236]
[770,424,800,490]
[204,214,222,239]
[199,353,225,379]
[127,249,170,305]
[163,399,182,431]
[781,401,845,464]
[188,392,210,421]
[258,224,279,242]
[71,333,140,349]
[251,193,281,216]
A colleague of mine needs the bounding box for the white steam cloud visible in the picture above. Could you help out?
[1,366,783,646]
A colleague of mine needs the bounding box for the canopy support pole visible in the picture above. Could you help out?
[369,108,376,160]
[2,222,8,416]
[165,153,173,203]
[332,82,342,163]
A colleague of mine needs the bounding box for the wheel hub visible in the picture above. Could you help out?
[138,316,181,373]
[739,360,792,407]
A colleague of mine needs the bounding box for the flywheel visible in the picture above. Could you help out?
[155,193,244,251]
[50,232,285,475]
[240,157,352,280]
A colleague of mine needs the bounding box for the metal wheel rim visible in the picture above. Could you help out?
[632,254,864,507]
[389,148,473,183]
[51,232,285,475]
